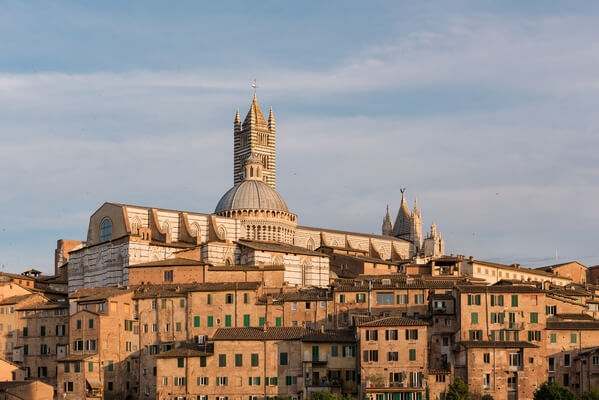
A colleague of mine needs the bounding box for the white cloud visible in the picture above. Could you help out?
[1,12,599,270]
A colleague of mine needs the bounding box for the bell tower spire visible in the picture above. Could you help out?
[233,93,277,189]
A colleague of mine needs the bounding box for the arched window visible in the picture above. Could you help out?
[100,218,112,242]
[218,225,227,240]
[191,222,201,237]
[131,217,141,235]
[307,238,315,251]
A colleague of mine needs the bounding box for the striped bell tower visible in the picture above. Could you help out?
[233,94,277,189]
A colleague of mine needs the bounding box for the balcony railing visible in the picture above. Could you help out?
[504,322,524,330]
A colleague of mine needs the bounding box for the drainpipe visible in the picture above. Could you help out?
[264,341,268,398]
[368,281,372,316]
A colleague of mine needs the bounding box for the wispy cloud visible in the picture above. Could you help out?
[1,10,599,271]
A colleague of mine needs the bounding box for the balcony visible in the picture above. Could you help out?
[307,377,342,388]
[504,322,524,330]
[305,355,330,364]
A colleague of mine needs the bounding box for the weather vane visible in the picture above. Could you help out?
[251,78,259,94]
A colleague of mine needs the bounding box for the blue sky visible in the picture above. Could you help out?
[1,1,599,273]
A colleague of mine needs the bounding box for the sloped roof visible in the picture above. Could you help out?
[456,285,544,294]
[460,341,538,349]
[355,316,428,327]
[155,343,213,358]
[236,239,324,257]
[70,287,133,302]
[546,321,599,330]
[128,258,208,268]
[256,288,331,304]
[213,327,309,341]
[536,261,588,271]
[132,282,261,299]
[242,94,269,128]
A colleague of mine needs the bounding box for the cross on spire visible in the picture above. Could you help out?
[251,78,259,94]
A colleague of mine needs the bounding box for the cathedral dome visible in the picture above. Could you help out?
[214,179,289,213]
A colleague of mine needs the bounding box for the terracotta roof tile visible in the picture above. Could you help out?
[70,287,133,302]
[212,327,351,341]
[236,239,326,257]
[128,258,208,268]
[155,343,214,358]
[460,341,538,348]
[456,285,544,293]
[355,316,428,327]
[546,321,599,330]
[132,282,261,299]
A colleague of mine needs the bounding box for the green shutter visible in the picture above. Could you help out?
[511,295,518,307]
[200,356,206,367]
[490,295,495,306]
[207,316,214,327]
[259,317,265,326]
[312,346,319,361]
[571,333,577,343]
[530,312,538,323]
[88,362,93,372]
[180,299,185,308]
[467,295,472,305]
[286,376,292,385]
[471,312,478,324]
[243,314,250,327]
[225,315,232,327]
[409,349,416,361]
[331,345,338,357]
[178,358,184,368]
[275,317,282,327]
[280,352,288,365]
[194,316,200,327]
[550,333,556,343]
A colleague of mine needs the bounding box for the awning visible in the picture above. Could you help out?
[86,377,102,389]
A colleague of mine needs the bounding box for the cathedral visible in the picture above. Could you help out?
[61,94,445,293]
[381,189,445,258]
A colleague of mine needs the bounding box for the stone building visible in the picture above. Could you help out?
[356,316,429,400]
[154,327,356,400]
[535,261,589,285]
[460,259,573,286]
[57,287,138,400]
[64,94,420,296]
[13,300,69,388]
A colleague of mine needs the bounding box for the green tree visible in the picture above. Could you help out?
[481,395,494,400]
[310,392,352,400]
[534,381,577,400]
[311,392,337,400]
[446,377,470,400]
[582,388,599,400]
